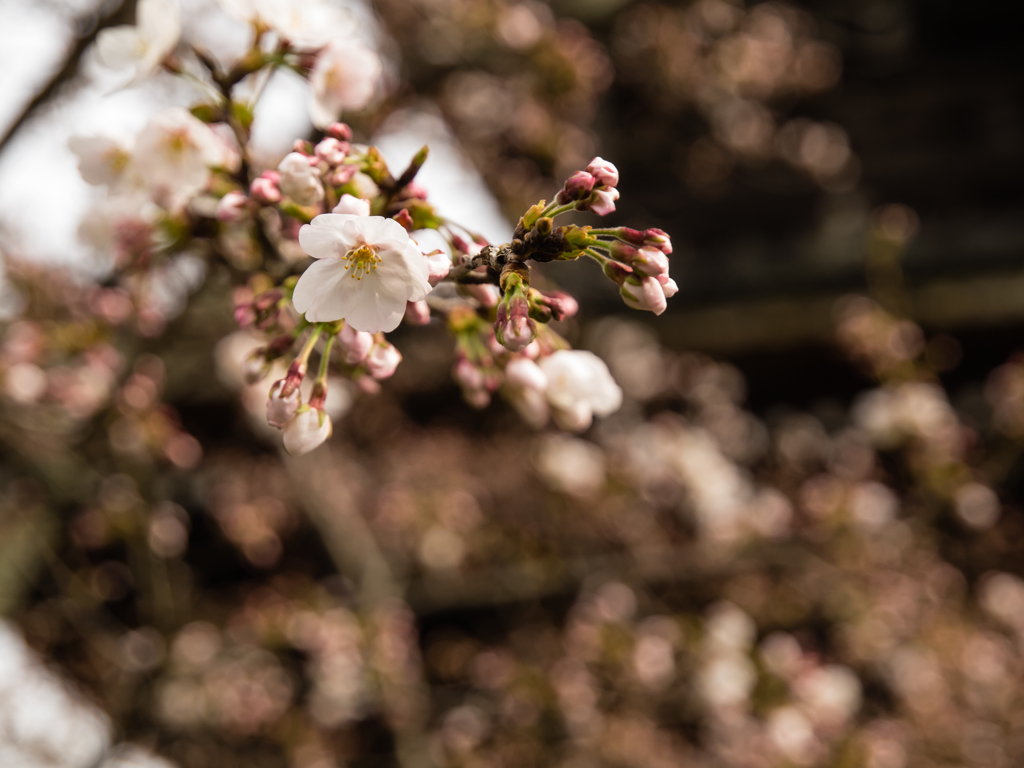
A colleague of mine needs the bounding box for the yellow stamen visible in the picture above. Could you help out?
[342,244,381,280]
[164,129,191,156]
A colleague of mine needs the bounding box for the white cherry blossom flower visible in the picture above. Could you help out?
[294,215,431,332]
[68,134,134,187]
[283,406,332,456]
[332,194,370,216]
[132,108,224,210]
[538,350,623,432]
[309,43,383,128]
[220,0,353,48]
[277,152,324,206]
[77,195,159,255]
[97,0,181,82]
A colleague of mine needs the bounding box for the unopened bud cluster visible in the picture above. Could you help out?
[234,153,676,453]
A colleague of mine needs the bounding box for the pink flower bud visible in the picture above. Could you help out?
[608,240,637,262]
[452,238,485,263]
[331,165,358,186]
[332,194,370,216]
[326,122,353,141]
[292,139,312,155]
[620,276,668,315]
[496,282,537,352]
[557,170,596,204]
[643,228,672,254]
[528,290,579,324]
[283,406,332,456]
[253,290,283,312]
[234,303,256,328]
[357,375,381,394]
[404,300,430,326]
[505,357,548,391]
[463,283,500,308]
[338,323,374,364]
[497,315,536,352]
[280,358,307,396]
[659,276,679,298]
[632,246,670,278]
[405,182,428,199]
[586,157,619,188]
[425,250,451,286]
[267,379,300,428]
[366,342,402,379]
[307,378,328,410]
[216,190,248,222]
[602,259,633,286]
[544,291,579,320]
[589,187,620,216]
[393,209,415,232]
[315,137,349,165]
[250,174,281,204]
[454,358,486,390]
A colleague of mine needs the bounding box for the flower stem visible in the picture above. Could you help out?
[316,333,335,384]
[544,203,578,218]
[296,325,323,368]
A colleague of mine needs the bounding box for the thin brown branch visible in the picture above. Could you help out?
[0,0,134,156]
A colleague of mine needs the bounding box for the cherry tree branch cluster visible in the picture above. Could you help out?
[67,0,677,457]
